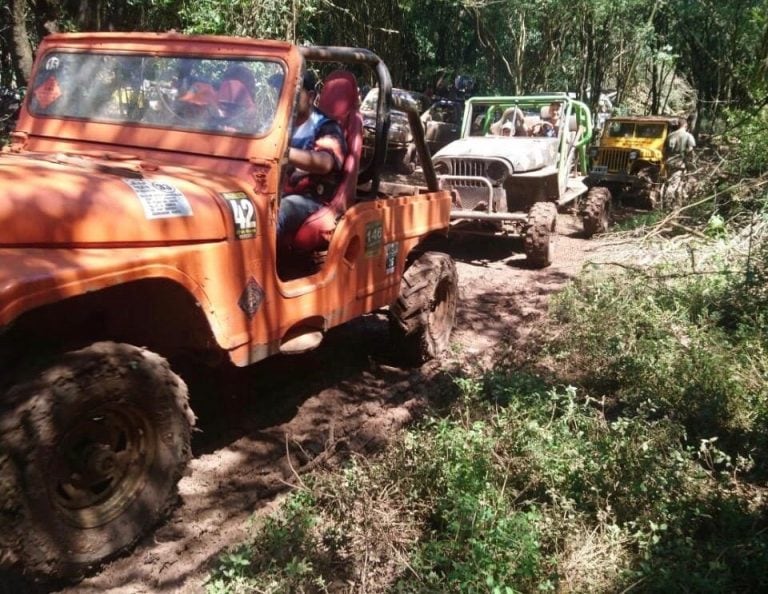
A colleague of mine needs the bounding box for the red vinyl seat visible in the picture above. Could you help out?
[291,70,363,253]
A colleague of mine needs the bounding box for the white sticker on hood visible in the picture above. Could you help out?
[124,179,193,219]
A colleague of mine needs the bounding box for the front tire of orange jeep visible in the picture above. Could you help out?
[0,342,194,581]
[390,252,458,364]
[524,202,558,268]
[582,186,612,238]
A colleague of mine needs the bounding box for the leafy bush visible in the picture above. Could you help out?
[547,251,768,472]
[720,107,768,177]
[205,491,332,594]
[206,369,768,593]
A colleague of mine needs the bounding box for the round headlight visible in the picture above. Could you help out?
[434,161,450,175]
[485,160,508,183]
[589,146,599,158]
[629,150,639,160]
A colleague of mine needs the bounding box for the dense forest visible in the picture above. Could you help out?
[2,0,767,129]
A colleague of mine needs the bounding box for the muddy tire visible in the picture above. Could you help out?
[582,186,611,238]
[390,252,458,364]
[0,342,194,580]
[524,202,558,268]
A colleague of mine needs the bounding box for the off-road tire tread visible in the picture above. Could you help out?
[390,252,458,364]
[524,202,558,268]
[0,342,194,580]
[582,186,611,238]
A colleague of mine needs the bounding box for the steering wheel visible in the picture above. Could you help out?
[531,121,555,137]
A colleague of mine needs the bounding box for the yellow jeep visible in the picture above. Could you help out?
[586,115,679,210]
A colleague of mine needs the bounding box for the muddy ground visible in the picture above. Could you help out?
[6,209,625,594]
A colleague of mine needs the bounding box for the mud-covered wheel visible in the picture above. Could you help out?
[582,186,612,238]
[390,251,458,364]
[0,342,194,580]
[524,202,558,268]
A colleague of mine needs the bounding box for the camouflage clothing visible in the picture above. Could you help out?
[666,126,696,170]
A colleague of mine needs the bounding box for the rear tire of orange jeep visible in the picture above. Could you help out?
[524,202,558,268]
[582,186,611,238]
[390,252,458,364]
[0,342,194,580]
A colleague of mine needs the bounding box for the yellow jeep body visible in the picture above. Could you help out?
[588,115,678,185]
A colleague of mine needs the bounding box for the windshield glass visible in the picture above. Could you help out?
[606,121,636,138]
[360,88,428,114]
[360,88,378,112]
[467,101,555,138]
[28,51,284,136]
[636,123,665,138]
[606,121,665,139]
[427,103,460,124]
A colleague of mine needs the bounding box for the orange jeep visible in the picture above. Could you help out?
[0,32,457,580]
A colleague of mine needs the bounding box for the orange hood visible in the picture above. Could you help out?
[0,152,230,246]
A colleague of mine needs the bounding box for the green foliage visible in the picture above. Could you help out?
[178,0,301,39]
[206,365,768,592]
[611,209,667,232]
[2,0,766,125]
[548,245,768,473]
[395,416,547,592]
[205,491,330,594]
[720,107,768,177]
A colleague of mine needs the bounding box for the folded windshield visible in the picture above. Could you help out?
[28,51,285,136]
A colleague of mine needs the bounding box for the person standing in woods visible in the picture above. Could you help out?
[667,117,696,169]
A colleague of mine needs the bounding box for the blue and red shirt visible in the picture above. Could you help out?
[284,108,347,203]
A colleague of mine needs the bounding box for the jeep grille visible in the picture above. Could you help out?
[443,158,487,178]
[597,149,630,173]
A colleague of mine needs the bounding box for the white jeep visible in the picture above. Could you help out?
[433,94,595,267]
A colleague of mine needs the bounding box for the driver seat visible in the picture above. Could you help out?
[291,70,363,254]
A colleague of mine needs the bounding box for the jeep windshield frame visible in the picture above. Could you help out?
[27,50,285,137]
[604,120,668,140]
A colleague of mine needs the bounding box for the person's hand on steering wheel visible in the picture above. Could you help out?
[531,121,555,137]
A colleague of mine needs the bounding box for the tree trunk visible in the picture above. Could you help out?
[8,0,34,85]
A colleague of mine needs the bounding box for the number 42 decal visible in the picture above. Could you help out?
[221,192,257,239]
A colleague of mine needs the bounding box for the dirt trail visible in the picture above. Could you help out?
[8,213,615,594]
